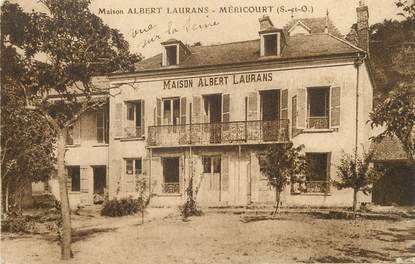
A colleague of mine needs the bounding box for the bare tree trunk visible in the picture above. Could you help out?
[272,190,280,217]
[352,189,358,218]
[5,182,9,214]
[57,129,72,260]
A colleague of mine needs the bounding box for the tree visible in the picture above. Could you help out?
[370,82,415,163]
[1,76,56,214]
[260,143,306,216]
[1,0,140,259]
[334,150,382,215]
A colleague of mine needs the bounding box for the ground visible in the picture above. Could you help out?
[1,207,415,264]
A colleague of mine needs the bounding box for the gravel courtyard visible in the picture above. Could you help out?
[2,208,414,264]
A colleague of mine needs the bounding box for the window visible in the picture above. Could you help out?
[97,105,109,144]
[163,98,180,125]
[305,153,330,193]
[307,87,330,129]
[165,45,177,66]
[203,156,221,173]
[258,154,267,177]
[263,34,278,56]
[125,159,142,176]
[125,101,144,138]
[162,157,180,193]
[67,166,80,192]
[66,125,74,145]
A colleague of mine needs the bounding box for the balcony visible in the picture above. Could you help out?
[148,119,289,147]
[307,116,329,129]
[124,126,144,138]
[304,181,330,193]
[162,183,180,194]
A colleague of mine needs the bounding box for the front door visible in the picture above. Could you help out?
[203,95,222,143]
[199,156,222,205]
[93,166,106,204]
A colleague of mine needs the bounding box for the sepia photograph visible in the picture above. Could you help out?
[1,0,414,263]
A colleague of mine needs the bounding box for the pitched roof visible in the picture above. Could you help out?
[283,17,343,37]
[370,136,409,161]
[135,17,359,71]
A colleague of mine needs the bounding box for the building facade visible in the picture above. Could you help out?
[63,4,375,208]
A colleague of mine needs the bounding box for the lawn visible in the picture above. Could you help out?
[1,207,414,263]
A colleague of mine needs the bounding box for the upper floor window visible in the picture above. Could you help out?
[125,100,144,138]
[163,98,180,125]
[263,34,278,56]
[307,87,330,129]
[66,125,74,145]
[67,166,80,192]
[165,45,178,66]
[97,105,109,144]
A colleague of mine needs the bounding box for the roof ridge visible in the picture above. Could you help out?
[190,39,259,49]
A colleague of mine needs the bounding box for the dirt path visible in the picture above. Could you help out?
[2,211,414,263]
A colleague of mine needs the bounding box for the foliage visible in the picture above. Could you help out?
[370,82,415,163]
[1,214,36,233]
[261,143,306,215]
[334,150,383,212]
[369,2,415,99]
[179,177,203,219]
[101,197,144,217]
[1,77,56,213]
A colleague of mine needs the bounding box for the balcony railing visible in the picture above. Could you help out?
[148,119,289,147]
[307,116,329,129]
[162,183,180,194]
[124,126,144,138]
[304,181,330,193]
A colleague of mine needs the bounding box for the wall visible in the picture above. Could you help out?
[106,57,374,207]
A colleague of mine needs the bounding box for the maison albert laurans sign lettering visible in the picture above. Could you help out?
[163,72,273,89]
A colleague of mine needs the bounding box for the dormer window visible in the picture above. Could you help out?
[263,34,278,56]
[161,39,191,67]
[165,45,178,66]
[258,16,284,57]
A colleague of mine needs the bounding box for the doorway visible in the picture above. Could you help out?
[260,90,280,141]
[203,94,222,143]
[162,157,180,194]
[93,166,106,204]
[199,156,222,204]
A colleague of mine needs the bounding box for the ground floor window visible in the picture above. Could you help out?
[304,153,330,193]
[125,159,142,176]
[162,157,180,194]
[67,166,80,192]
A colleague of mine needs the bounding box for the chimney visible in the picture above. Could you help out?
[259,15,274,31]
[356,1,369,54]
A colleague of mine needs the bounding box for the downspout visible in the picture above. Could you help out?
[354,52,366,153]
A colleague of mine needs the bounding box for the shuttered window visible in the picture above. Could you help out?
[67,166,80,192]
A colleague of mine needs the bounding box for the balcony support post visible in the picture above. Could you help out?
[149,148,152,200]
[237,145,241,204]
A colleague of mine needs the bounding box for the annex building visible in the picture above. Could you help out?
[60,3,376,208]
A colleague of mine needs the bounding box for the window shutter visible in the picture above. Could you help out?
[113,103,123,138]
[221,154,229,192]
[330,86,341,127]
[125,162,135,193]
[247,92,258,120]
[80,166,89,193]
[222,94,230,123]
[156,98,162,126]
[66,168,71,192]
[280,89,288,120]
[179,156,185,194]
[192,96,202,124]
[140,100,145,137]
[111,159,122,195]
[296,88,306,129]
[73,119,81,144]
[180,97,187,125]
[151,157,162,194]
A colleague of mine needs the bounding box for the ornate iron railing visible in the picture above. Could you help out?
[124,126,144,138]
[162,183,180,194]
[304,181,330,193]
[148,119,289,147]
[307,116,329,129]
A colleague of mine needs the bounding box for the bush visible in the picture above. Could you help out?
[100,197,143,217]
[179,198,202,219]
[1,214,35,233]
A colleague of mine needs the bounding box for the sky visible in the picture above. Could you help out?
[10,0,402,59]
